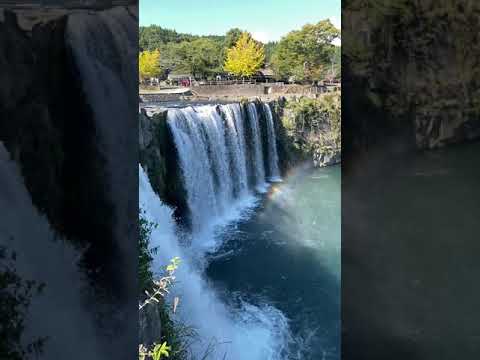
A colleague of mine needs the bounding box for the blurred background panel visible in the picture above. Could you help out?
[0,2,139,359]
[342,1,480,359]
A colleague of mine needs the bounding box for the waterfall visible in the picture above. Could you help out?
[196,106,235,213]
[167,105,264,239]
[246,103,268,192]
[139,165,292,360]
[167,102,284,238]
[65,6,137,282]
[155,101,293,358]
[221,104,249,197]
[264,103,282,182]
[0,144,108,360]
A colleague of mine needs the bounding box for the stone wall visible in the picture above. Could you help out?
[192,83,319,98]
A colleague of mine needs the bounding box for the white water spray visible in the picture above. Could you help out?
[139,165,292,360]
[246,103,268,191]
[221,104,249,197]
[167,104,270,240]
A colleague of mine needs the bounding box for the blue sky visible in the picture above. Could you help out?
[139,0,340,43]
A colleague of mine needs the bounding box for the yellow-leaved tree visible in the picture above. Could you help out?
[224,32,265,78]
[139,49,161,81]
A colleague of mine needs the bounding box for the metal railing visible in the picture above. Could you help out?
[189,79,288,87]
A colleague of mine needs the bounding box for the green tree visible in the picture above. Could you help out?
[160,38,222,79]
[264,41,278,65]
[271,19,340,82]
[224,32,265,77]
[224,28,243,49]
[185,38,223,78]
[139,25,197,51]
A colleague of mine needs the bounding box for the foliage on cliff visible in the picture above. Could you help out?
[139,209,157,294]
[271,20,340,82]
[139,210,189,360]
[224,32,265,77]
[281,93,341,165]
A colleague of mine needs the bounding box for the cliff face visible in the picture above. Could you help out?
[139,109,188,224]
[272,94,341,169]
[344,0,480,150]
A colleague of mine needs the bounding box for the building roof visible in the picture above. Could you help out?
[259,68,274,76]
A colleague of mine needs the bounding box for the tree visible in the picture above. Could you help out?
[160,38,222,79]
[183,38,223,78]
[224,28,243,49]
[224,32,265,78]
[331,45,341,79]
[139,49,161,81]
[139,25,197,51]
[271,19,340,82]
[264,41,278,65]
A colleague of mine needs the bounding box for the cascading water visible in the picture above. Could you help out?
[195,106,235,213]
[139,165,292,360]
[263,103,282,182]
[141,101,294,358]
[167,103,281,241]
[167,107,221,233]
[221,104,249,197]
[246,103,268,191]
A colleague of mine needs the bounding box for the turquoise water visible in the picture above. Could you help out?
[206,165,341,359]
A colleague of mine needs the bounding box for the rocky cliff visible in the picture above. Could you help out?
[139,108,188,224]
[271,93,341,169]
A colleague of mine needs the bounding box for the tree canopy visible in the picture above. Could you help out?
[224,32,265,77]
[139,49,161,80]
[271,20,340,82]
[158,38,222,79]
[224,28,243,49]
[140,25,223,51]
[139,22,339,82]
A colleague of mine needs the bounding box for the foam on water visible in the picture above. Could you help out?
[139,165,292,360]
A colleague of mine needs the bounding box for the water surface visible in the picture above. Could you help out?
[207,165,341,359]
